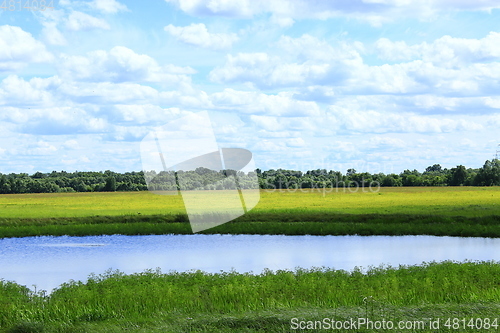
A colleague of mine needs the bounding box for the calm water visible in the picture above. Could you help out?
[0,234,499,292]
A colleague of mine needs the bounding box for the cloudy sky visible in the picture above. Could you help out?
[1,0,500,175]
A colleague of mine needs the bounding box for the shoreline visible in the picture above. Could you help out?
[0,212,499,238]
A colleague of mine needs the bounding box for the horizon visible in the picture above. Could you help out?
[1,1,500,175]
[1,158,497,177]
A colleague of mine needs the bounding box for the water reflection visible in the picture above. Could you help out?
[0,234,498,292]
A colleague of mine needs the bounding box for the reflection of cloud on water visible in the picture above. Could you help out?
[37,243,107,247]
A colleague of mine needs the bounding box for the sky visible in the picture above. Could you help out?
[1,0,500,175]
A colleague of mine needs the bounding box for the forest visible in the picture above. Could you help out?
[0,159,499,194]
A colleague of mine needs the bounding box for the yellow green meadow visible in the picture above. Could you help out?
[0,186,498,219]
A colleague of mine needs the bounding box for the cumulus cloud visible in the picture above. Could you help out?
[59,0,128,13]
[65,11,110,31]
[209,33,500,98]
[210,35,363,88]
[249,115,318,133]
[59,81,160,104]
[0,75,60,107]
[111,104,187,124]
[58,46,196,84]
[362,136,407,150]
[211,89,321,116]
[26,141,58,155]
[375,32,500,67]
[88,0,128,13]
[209,52,337,88]
[165,0,500,26]
[41,22,67,46]
[286,137,306,147]
[0,25,53,71]
[0,106,108,135]
[164,23,238,50]
[326,106,484,134]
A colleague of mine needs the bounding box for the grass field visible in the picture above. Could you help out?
[1,188,499,332]
[0,187,499,218]
[0,187,499,238]
[1,261,499,332]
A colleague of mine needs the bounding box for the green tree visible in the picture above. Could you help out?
[449,165,467,186]
[0,175,11,194]
[474,159,500,186]
[104,176,117,192]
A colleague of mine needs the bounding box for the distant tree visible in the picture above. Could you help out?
[474,159,500,186]
[425,164,443,173]
[0,175,11,194]
[449,165,467,186]
[104,176,117,192]
[31,171,46,179]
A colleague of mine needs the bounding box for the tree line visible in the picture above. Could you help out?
[0,159,499,194]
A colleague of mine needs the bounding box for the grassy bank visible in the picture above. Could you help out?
[0,187,499,238]
[0,212,499,238]
[1,261,499,332]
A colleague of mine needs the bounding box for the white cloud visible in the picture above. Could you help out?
[89,0,128,13]
[0,25,53,71]
[374,38,418,62]
[59,81,160,104]
[324,140,356,153]
[208,33,500,98]
[210,36,363,88]
[209,52,335,88]
[286,137,305,147]
[27,141,58,156]
[59,0,128,13]
[164,23,238,50]
[252,139,287,152]
[159,89,213,109]
[63,139,80,149]
[362,136,407,149]
[277,34,364,63]
[65,11,110,31]
[112,104,187,124]
[0,75,60,107]
[41,22,67,46]
[249,115,318,133]
[211,89,321,116]
[58,46,195,84]
[165,0,264,18]
[165,0,500,26]
[375,32,500,67]
[62,155,91,165]
[0,106,108,135]
[326,106,484,134]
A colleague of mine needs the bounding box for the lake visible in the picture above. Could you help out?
[0,234,499,292]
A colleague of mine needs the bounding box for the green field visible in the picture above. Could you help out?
[1,261,499,332]
[1,187,499,218]
[1,188,499,332]
[0,187,499,238]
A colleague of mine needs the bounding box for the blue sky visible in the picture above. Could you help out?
[1,0,500,174]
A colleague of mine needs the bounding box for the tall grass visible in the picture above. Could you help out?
[0,261,499,332]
